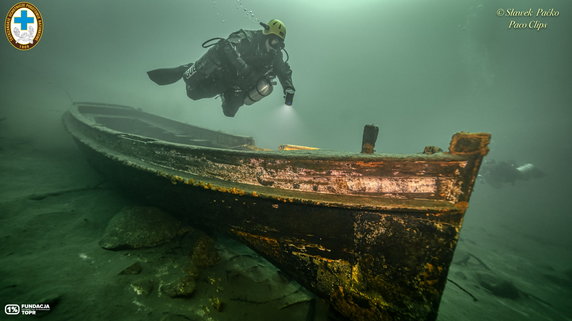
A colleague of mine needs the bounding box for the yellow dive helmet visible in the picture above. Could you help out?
[261,19,286,40]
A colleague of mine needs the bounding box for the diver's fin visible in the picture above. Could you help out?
[147,64,190,85]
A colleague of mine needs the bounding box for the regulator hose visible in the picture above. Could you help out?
[202,37,225,48]
[282,48,289,63]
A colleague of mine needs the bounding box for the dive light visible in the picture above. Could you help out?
[284,88,295,106]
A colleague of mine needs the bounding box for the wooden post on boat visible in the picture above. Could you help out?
[361,124,379,154]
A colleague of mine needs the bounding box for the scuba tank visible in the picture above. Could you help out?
[244,77,274,105]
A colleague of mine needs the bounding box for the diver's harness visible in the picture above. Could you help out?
[201,37,288,106]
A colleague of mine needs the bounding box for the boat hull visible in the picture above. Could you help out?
[63,103,490,321]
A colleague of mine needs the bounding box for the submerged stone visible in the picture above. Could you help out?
[191,234,220,268]
[209,297,224,312]
[162,276,196,298]
[99,206,188,250]
[130,279,154,296]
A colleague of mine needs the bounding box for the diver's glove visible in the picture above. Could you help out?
[284,88,295,106]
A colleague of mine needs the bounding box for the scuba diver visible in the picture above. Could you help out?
[479,160,546,188]
[147,19,295,117]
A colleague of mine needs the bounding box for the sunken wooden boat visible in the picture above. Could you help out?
[63,102,490,321]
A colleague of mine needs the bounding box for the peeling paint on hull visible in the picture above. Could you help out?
[63,102,490,321]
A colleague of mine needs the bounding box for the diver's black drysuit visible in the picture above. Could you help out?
[148,29,295,117]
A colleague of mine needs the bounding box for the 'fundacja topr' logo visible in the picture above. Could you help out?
[4,303,51,315]
[5,2,43,50]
